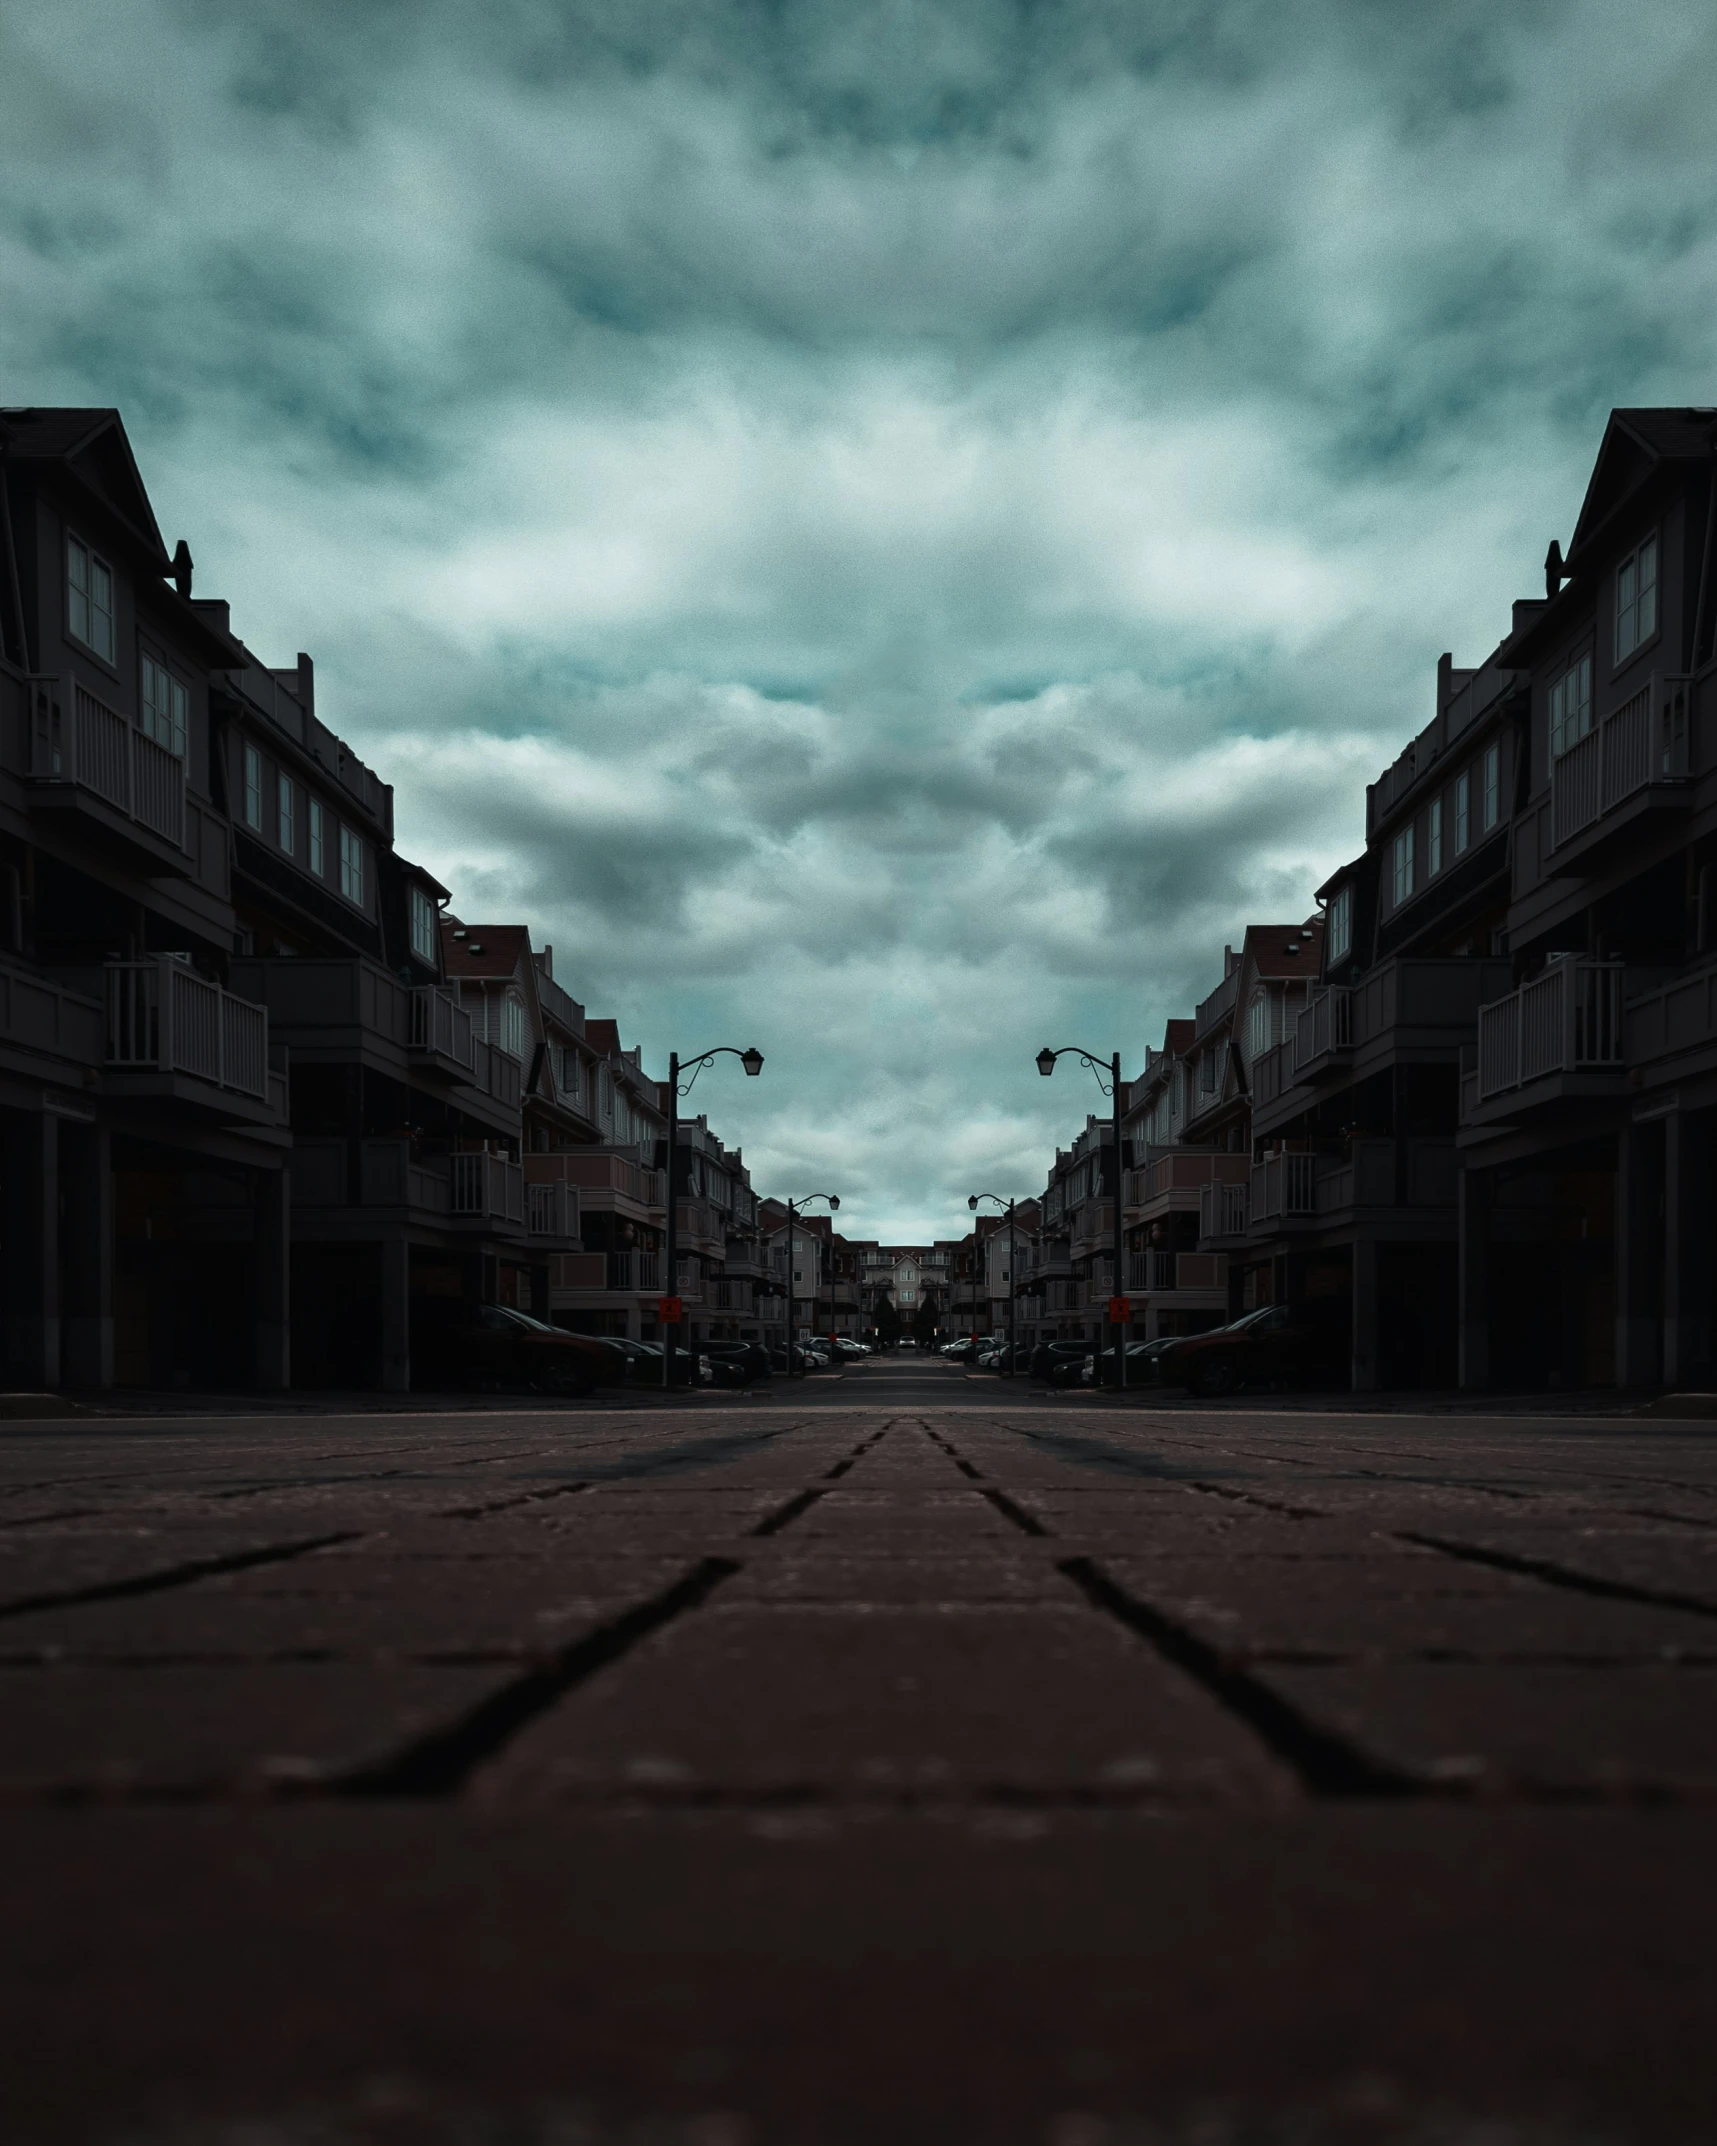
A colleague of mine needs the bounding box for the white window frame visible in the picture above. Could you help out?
[278,772,296,855]
[1549,656,1592,759]
[66,533,115,663]
[1392,825,1415,908]
[1615,532,1659,664]
[1455,770,1470,855]
[140,653,187,758]
[1326,884,1352,964]
[1428,797,1442,877]
[243,742,262,829]
[338,824,365,907]
[308,798,324,877]
[1483,742,1501,830]
[504,990,526,1060]
[409,885,437,964]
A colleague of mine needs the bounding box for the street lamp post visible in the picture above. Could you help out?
[783,1192,840,1377]
[1037,1044,1128,1392]
[663,1044,764,1389]
[968,1192,1018,1375]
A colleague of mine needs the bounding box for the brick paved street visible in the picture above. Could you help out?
[5,1356,1717,2145]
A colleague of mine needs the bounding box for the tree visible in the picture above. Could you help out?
[873,1291,902,1350]
[912,1288,940,1347]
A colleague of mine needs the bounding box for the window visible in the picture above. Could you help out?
[1247,992,1272,1061]
[1392,825,1415,907]
[66,535,115,662]
[1455,770,1470,855]
[1549,655,1592,757]
[1483,742,1501,830]
[243,743,262,828]
[1327,884,1352,964]
[338,824,365,906]
[278,772,296,855]
[1615,533,1658,662]
[558,1046,583,1103]
[309,798,324,876]
[409,885,437,963]
[140,655,187,757]
[1428,797,1442,876]
[504,991,526,1060]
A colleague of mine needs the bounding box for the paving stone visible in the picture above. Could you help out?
[476,1604,1294,1806]
[0,1659,508,1796]
[1260,1661,1717,1794]
[723,1551,1075,1604]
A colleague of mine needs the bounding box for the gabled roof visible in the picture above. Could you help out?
[585,1018,624,1057]
[1161,1017,1194,1055]
[439,920,531,981]
[1242,920,1323,981]
[1569,407,1717,564]
[0,406,168,563]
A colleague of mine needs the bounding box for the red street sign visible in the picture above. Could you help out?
[657,1297,683,1322]
[1107,1297,1131,1322]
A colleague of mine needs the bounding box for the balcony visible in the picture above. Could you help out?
[1250,1152,1317,1225]
[28,677,188,871]
[1472,958,1625,1108]
[1068,1200,1116,1258]
[409,986,475,1075]
[1550,673,1691,864]
[1293,987,1353,1080]
[527,1178,579,1240]
[550,1150,664,1215]
[1125,1250,1226,1294]
[292,1138,453,1214]
[606,1251,663,1292]
[0,960,102,1077]
[1198,1179,1250,1243]
[1125,1151,1249,1215]
[104,959,283,1125]
[229,958,517,1134]
[1625,958,1717,1089]
[450,1150,524,1227]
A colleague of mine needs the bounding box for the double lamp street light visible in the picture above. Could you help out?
[1037,1044,1129,1392]
[967,1191,1018,1374]
[782,1192,840,1377]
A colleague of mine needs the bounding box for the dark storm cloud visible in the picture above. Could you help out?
[5,0,1717,1232]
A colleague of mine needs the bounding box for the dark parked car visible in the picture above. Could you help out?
[703,1341,773,1386]
[1158,1300,1348,1397]
[1029,1340,1091,1382]
[1081,1338,1172,1385]
[450,1306,627,1396]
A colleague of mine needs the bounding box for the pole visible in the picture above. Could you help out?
[785,1199,795,1379]
[1113,1050,1126,1392]
[663,1051,678,1390]
[1008,1196,1017,1375]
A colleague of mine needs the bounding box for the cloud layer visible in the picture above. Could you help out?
[6,0,1717,1235]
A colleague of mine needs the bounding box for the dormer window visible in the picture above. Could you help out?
[409,885,437,963]
[67,535,115,662]
[278,773,297,855]
[1392,824,1415,908]
[1327,884,1352,963]
[1549,656,1592,757]
[339,824,365,907]
[1615,533,1658,662]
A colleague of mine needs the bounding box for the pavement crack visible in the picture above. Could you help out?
[1187,1479,1326,1520]
[1058,1555,1421,1801]
[751,1488,829,1536]
[1398,1531,1717,1620]
[440,1482,591,1519]
[0,1532,365,1623]
[333,1555,744,1798]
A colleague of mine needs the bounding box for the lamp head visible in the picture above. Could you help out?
[967,1194,978,1210]
[740,1046,764,1077]
[1036,1047,1057,1078]
[829,1194,840,1210]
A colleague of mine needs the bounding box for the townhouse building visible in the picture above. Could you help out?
[1119,1021,1234,1341]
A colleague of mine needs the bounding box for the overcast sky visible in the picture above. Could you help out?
[6,1,1717,1239]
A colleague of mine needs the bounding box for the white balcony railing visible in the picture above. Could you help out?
[1199,1180,1249,1238]
[1249,1152,1316,1223]
[450,1150,524,1223]
[410,985,475,1068]
[1552,675,1691,849]
[36,683,186,849]
[105,958,267,1099]
[527,1178,578,1238]
[1294,987,1352,1072]
[1476,958,1625,1100]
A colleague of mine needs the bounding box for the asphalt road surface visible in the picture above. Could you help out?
[4,1355,1717,2145]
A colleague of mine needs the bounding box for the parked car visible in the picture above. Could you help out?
[1158,1300,1348,1397]
[449,1306,627,1396]
[1028,1340,1091,1383]
[702,1341,773,1386]
[1080,1339,1174,1385]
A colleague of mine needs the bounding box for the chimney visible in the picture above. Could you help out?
[540,944,553,978]
[1437,651,1452,707]
[296,653,314,718]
